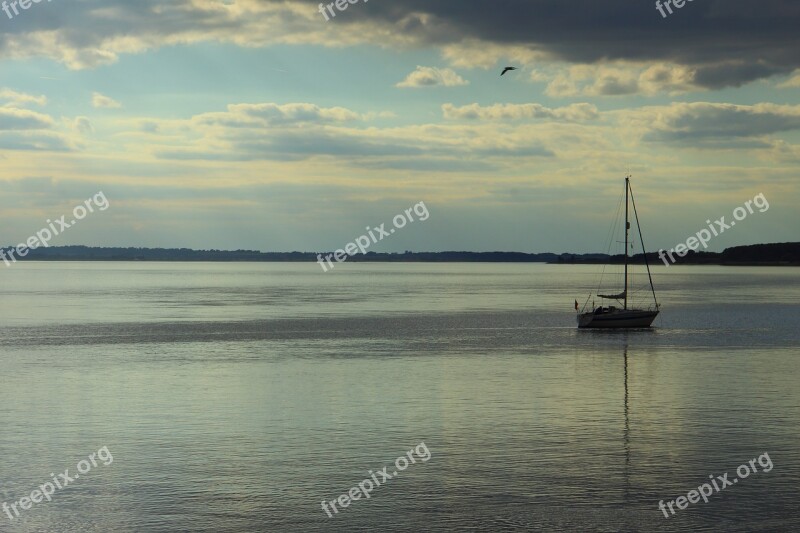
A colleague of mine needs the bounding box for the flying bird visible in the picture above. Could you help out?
[500,67,518,76]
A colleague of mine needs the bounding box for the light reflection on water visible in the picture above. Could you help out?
[0,263,798,532]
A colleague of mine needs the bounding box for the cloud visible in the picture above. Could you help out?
[72,116,94,134]
[0,0,393,69]
[0,108,54,130]
[196,103,363,127]
[0,89,47,107]
[92,92,122,109]
[139,99,560,167]
[138,120,160,133]
[623,102,800,146]
[0,98,77,151]
[396,66,469,88]
[0,131,75,151]
[357,157,496,173]
[767,140,800,162]
[0,1,797,89]
[547,66,638,97]
[544,63,700,97]
[638,64,699,94]
[357,0,800,88]
[440,40,546,70]
[442,102,599,122]
[777,70,800,88]
[691,61,788,90]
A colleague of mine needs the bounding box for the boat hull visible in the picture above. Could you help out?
[578,309,658,329]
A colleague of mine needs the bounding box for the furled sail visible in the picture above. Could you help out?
[599,291,626,299]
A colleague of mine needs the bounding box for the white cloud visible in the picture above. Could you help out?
[777,71,800,88]
[396,66,469,88]
[442,102,599,122]
[0,89,47,107]
[124,100,564,165]
[440,39,546,70]
[0,108,54,130]
[195,103,365,127]
[543,63,700,97]
[638,64,698,95]
[92,92,122,109]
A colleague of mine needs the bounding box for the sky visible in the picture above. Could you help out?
[0,0,798,254]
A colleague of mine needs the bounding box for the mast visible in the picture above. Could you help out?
[624,177,629,310]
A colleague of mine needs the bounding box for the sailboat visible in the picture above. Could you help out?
[577,177,660,329]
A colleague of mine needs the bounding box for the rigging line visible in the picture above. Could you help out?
[595,188,625,297]
[629,184,659,308]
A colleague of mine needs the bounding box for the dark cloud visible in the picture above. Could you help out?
[324,0,800,88]
[3,0,797,88]
[639,102,800,146]
[692,61,789,89]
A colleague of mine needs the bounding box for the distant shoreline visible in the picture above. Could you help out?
[1,242,798,266]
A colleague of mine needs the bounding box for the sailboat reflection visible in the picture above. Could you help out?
[622,341,631,509]
[623,342,629,467]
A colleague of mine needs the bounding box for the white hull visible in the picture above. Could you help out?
[578,309,658,329]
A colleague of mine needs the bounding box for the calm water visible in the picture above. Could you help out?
[1,262,799,532]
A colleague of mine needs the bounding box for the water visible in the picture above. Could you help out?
[1,262,798,532]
